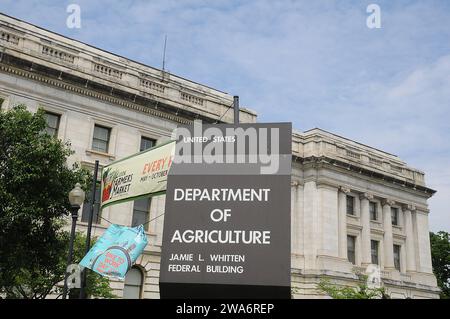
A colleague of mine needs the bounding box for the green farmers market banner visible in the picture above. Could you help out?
[100,141,175,209]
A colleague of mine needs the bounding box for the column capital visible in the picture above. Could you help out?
[291,180,300,187]
[382,199,396,206]
[339,186,351,194]
[402,204,416,212]
[360,192,374,201]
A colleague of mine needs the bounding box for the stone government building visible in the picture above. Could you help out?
[0,13,440,298]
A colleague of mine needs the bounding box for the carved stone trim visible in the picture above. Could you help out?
[339,186,351,194]
[360,192,374,201]
[41,45,75,63]
[0,29,20,45]
[402,204,416,212]
[0,64,192,125]
[382,199,396,207]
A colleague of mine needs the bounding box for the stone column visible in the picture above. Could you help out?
[382,199,395,269]
[360,193,373,266]
[413,210,433,273]
[296,183,304,255]
[403,204,417,272]
[291,180,299,256]
[338,186,350,259]
[291,180,304,270]
[303,180,318,269]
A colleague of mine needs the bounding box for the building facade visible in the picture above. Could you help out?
[0,13,440,298]
[290,129,439,298]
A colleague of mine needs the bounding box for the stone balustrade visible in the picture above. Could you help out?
[0,15,257,125]
[292,128,427,187]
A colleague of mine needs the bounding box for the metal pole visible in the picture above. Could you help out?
[233,96,239,124]
[62,206,79,299]
[79,160,99,299]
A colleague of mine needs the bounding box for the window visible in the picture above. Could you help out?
[393,245,401,271]
[391,207,399,226]
[44,112,60,137]
[132,198,150,231]
[81,182,101,224]
[92,125,111,153]
[123,267,143,299]
[346,195,354,215]
[347,235,356,264]
[369,202,377,221]
[371,240,379,265]
[140,136,156,152]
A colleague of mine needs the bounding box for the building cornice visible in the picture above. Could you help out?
[292,130,428,187]
[296,155,436,197]
[0,14,257,124]
[0,53,202,125]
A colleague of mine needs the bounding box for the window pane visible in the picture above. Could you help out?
[391,208,398,225]
[371,240,379,265]
[394,245,401,270]
[94,125,110,141]
[44,112,60,137]
[125,267,143,285]
[347,236,356,264]
[92,125,110,152]
[45,127,57,137]
[132,198,150,230]
[45,113,59,128]
[346,195,354,215]
[140,137,156,152]
[123,285,140,299]
[369,202,377,220]
[123,267,143,299]
[92,139,108,153]
[132,211,148,229]
[134,198,150,211]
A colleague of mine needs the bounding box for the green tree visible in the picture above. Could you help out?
[0,105,113,298]
[318,274,389,299]
[2,231,115,299]
[430,231,450,299]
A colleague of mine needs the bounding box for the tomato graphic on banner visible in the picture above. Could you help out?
[79,224,148,279]
[101,168,119,202]
[100,141,175,209]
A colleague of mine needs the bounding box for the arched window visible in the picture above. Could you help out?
[123,266,144,299]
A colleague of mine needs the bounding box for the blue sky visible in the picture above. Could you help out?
[1,0,449,231]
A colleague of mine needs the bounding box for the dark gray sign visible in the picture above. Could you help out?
[159,122,292,298]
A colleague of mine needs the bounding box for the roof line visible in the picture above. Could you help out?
[0,12,231,95]
[303,127,398,158]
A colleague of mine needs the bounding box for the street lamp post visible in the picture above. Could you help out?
[62,183,85,300]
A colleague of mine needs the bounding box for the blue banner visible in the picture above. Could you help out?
[79,224,148,279]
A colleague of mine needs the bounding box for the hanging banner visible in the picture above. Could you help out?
[79,224,148,279]
[159,122,292,299]
[100,141,175,209]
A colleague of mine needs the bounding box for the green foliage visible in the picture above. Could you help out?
[0,105,113,298]
[430,231,450,299]
[318,274,389,299]
[2,231,115,299]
